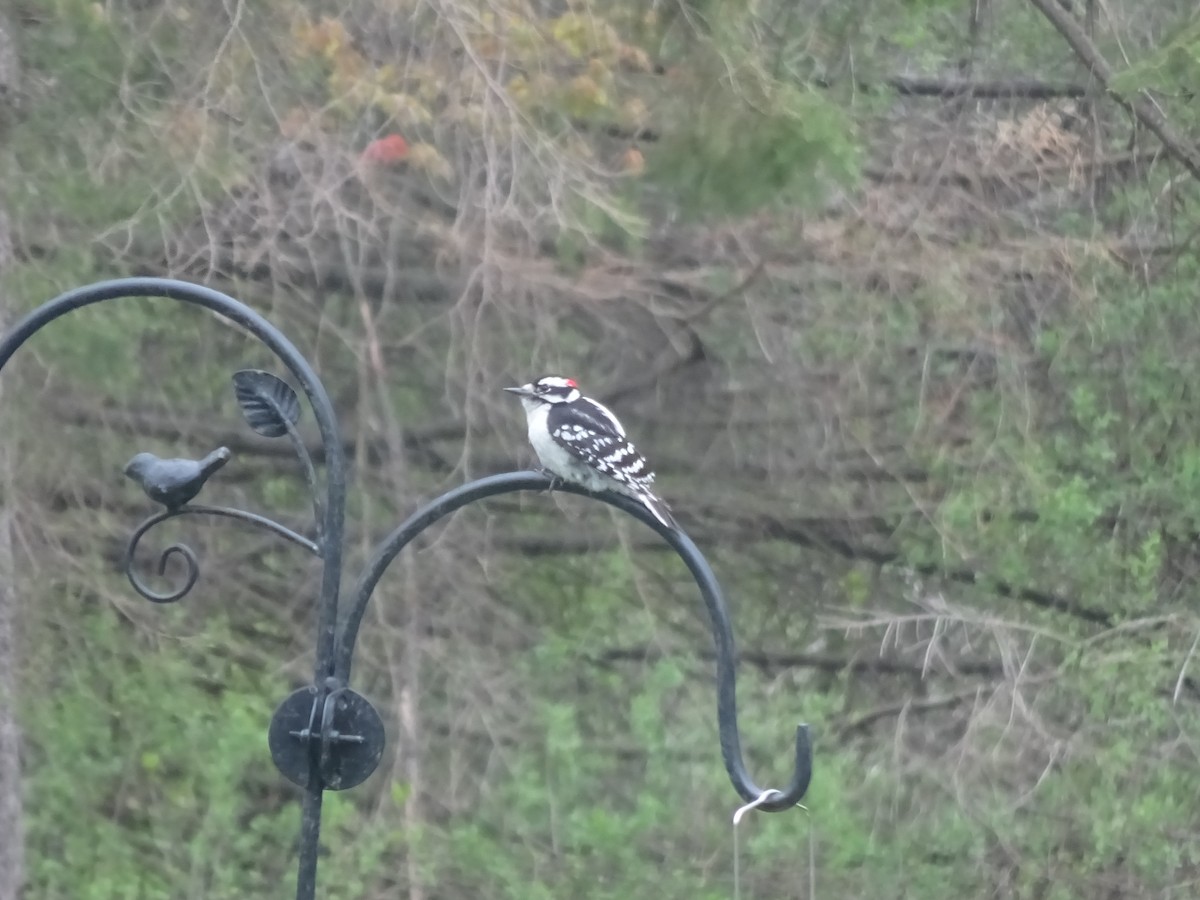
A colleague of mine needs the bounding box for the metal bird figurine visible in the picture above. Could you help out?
[123,446,231,511]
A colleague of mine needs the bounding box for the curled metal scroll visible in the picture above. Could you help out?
[124,505,320,603]
[337,471,813,811]
[0,277,347,673]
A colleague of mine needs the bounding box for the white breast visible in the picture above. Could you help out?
[525,402,611,492]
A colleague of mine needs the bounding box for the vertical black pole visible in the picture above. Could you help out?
[295,783,324,900]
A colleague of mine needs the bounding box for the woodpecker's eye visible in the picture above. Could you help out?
[535,383,549,394]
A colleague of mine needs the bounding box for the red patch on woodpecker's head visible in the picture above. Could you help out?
[565,378,578,388]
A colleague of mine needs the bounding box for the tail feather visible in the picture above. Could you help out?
[200,447,232,478]
[639,490,678,531]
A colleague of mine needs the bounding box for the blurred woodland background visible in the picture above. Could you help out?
[2,0,1200,897]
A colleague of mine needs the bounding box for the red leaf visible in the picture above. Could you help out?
[360,134,410,165]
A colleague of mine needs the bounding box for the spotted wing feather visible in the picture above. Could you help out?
[546,402,654,491]
[576,396,625,437]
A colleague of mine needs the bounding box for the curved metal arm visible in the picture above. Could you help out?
[0,277,347,677]
[124,505,320,603]
[337,470,813,810]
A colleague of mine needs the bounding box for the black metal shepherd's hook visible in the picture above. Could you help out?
[0,277,812,899]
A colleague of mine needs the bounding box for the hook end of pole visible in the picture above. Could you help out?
[788,722,813,803]
[762,723,813,812]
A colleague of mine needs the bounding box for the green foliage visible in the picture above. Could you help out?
[1111,18,1200,117]
[5,2,245,241]
[436,655,730,900]
[22,609,300,899]
[654,76,859,217]
[21,606,408,899]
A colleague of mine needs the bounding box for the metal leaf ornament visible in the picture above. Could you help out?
[232,369,302,438]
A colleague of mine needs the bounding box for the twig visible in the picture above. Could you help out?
[597,644,1004,678]
[836,688,981,739]
[1174,627,1200,706]
[676,259,766,324]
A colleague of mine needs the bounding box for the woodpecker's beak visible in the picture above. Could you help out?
[503,383,534,397]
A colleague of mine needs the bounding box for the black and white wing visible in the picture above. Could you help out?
[546,400,676,529]
[576,396,625,437]
[546,401,649,486]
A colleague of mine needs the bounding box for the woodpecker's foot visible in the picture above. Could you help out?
[536,467,562,492]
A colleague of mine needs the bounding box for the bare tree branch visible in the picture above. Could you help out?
[883,75,1089,99]
[597,645,1004,679]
